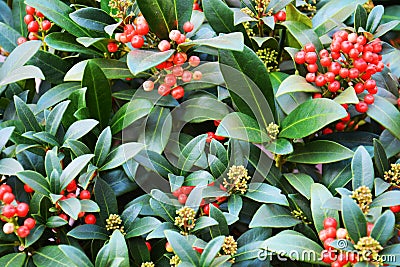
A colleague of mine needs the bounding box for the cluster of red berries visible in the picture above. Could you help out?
[142,54,201,99]
[0,184,36,238]
[18,5,52,44]
[294,31,384,132]
[319,217,359,266]
[206,120,225,143]
[114,16,149,50]
[171,182,227,215]
[273,10,286,22]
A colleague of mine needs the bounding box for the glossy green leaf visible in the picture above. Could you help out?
[0,253,26,266]
[16,171,50,196]
[110,99,152,134]
[46,216,68,228]
[177,134,206,174]
[99,142,144,171]
[282,21,323,51]
[374,20,400,38]
[63,119,98,142]
[179,32,244,52]
[109,230,129,267]
[280,99,347,139]
[67,224,109,240]
[59,197,81,220]
[352,146,374,190]
[70,7,116,32]
[25,224,45,247]
[262,230,324,264]
[249,204,301,228]
[0,127,14,152]
[11,0,25,35]
[46,101,70,136]
[93,127,112,167]
[287,140,354,164]
[209,204,229,237]
[193,216,219,232]
[59,154,94,190]
[275,75,320,97]
[342,195,367,243]
[0,158,24,176]
[94,178,118,223]
[33,246,75,267]
[216,112,270,143]
[245,183,288,206]
[380,244,400,265]
[14,96,41,132]
[0,22,20,53]
[165,230,200,266]
[333,87,360,104]
[227,195,242,217]
[322,160,352,193]
[82,61,112,129]
[366,5,384,33]
[45,33,102,56]
[0,65,44,87]
[127,49,175,76]
[382,5,400,31]
[371,191,400,208]
[373,139,389,179]
[37,82,81,111]
[311,183,339,233]
[125,217,161,238]
[283,173,313,200]
[370,210,395,245]
[59,245,94,267]
[354,4,367,31]
[199,236,225,267]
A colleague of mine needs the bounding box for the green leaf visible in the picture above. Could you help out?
[279,98,347,139]
[82,61,112,129]
[63,119,98,142]
[371,191,400,208]
[286,3,312,28]
[165,230,200,266]
[179,32,244,52]
[380,244,400,265]
[46,216,68,228]
[245,183,288,206]
[283,173,313,200]
[16,171,50,196]
[94,178,118,223]
[46,101,70,136]
[0,22,20,53]
[25,224,45,247]
[287,140,354,164]
[25,0,97,38]
[0,65,44,87]
[59,197,81,220]
[352,146,374,190]
[282,21,323,51]
[0,253,26,267]
[99,142,144,171]
[366,5,384,33]
[63,140,91,157]
[177,134,207,174]
[322,160,352,193]
[374,20,400,38]
[125,217,161,238]
[94,127,112,167]
[127,49,175,76]
[311,183,339,233]
[367,96,400,140]
[33,246,75,267]
[45,33,102,56]
[199,236,225,267]
[371,210,395,245]
[59,245,94,267]
[14,96,41,132]
[219,46,276,125]
[110,99,153,134]
[37,82,81,111]
[382,5,400,31]
[193,216,219,232]
[262,230,324,264]
[67,224,109,240]
[209,204,229,237]
[380,130,400,158]
[59,154,94,190]
[249,204,301,228]
[227,195,242,217]
[342,195,367,243]
[354,4,367,31]
[80,200,100,213]
[139,106,172,154]
[373,139,389,179]
[0,127,14,152]
[70,7,116,32]
[333,87,360,104]
[109,230,129,267]
[0,158,24,176]
[275,75,320,97]
[216,112,270,143]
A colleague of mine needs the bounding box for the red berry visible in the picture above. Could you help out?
[28,32,38,40]
[357,35,367,45]
[355,102,368,113]
[67,193,76,199]
[324,72,335,83]
[349,48,359,59]
[41,20,51,31]
[178,194,187,204]
[305,52,317,64]
[3,222,14,234]
[17,226,30,238]
[66,180,77,193]
[124,24,135,33]
[354,83,365,94]
[341,104,349,110]
[143,81,155,91]
[3,192,15,204]
[181,186,194,195]
[27,21,39,32]
[354,58,367,72]
[2,205,15,218]
[214,120,221,127]
[85,214,96,224]
[335,122,346,131]
[320,57,331,67]
[26,6,35,15]
[341,113,351,123]
[158,84,171,96]
[23,184,34,193]
[107,42,118,53]
[364,79,376,90]
[325,227,337,239]
[294,51,306,64]
[189,56,200,67]
[319,49,329,57]
[322,128,333,135]
[307,63,318,73]
[331,261,341,267]
[182,71,193,83]
[348,68,359,79]
[193,246,204,253]
[59,213,68,221]
[172,187,182,198]
[183,22,194,32]
[17,37,27,45]
[306,73,315,82]
[158,40,171,52]
[136,23,149,36]
[339,68,349,78]
[16,202,29,217]
[166,242,173,252]
[364,94,374,105]
[131,35,145,48]
[337,253,349,265]
[173,52,187,65]
[145,241,152,251]
[336,228,347,239]
[193,71,202,80]
[24,218,36,230]
[349,252,358,264]
[323,217,337,229]
[330,41,341,53]
[315,74,326,87]
[328,81,341,92]
[312,93,322,99]
[24,14,34,25]
[171,86,185,99]
[323,237,335,250]
[340,41,353,54]
[78,211,85,218]
[328,62,341,75]
[35,11,44,18]
[216,196,227,203]
[367,86,378,94]
[321,249,335,264]
[164,74,177,87]
[348,32,358,43]
[390,205,400,213]
[203,203,219,215]
[367,222,374,236]
[275,10,286,21]
[206,132,215,143]
[214,134,225,141]
[80,190,91,200]
[169,30,181,42]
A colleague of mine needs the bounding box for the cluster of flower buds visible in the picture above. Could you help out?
[114,16,149,49]
[294,31,384,132]
[0,184,36,238]
[18,5,52,44]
